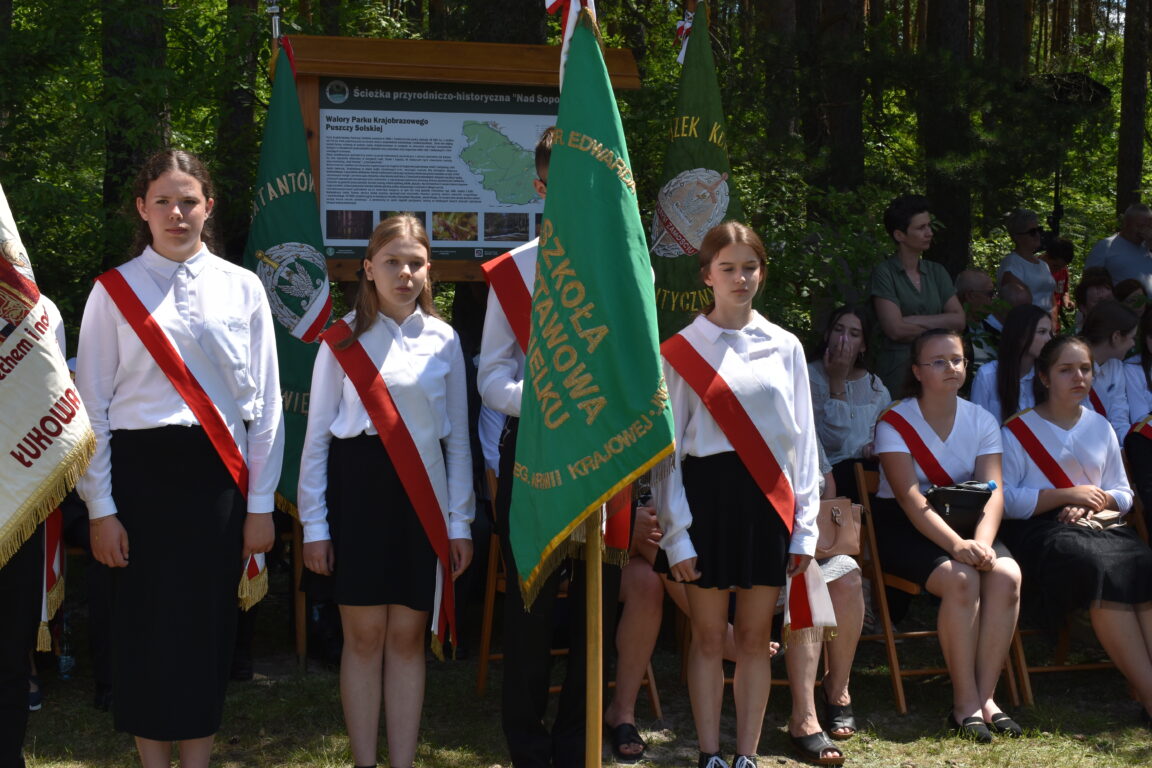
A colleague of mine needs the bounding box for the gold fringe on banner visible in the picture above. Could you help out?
[0,431,95,569]
[518,442,675,609]
[782,625,837,652]
[429,634,446,662]
[274,492,300,522]
[237,566,269,611]
[36,622,52,652]
[46,575,65,622]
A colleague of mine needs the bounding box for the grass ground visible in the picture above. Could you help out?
[23,561,1152,767]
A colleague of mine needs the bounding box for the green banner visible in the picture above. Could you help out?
[509,13,674,607]
[651,1,745,340]
[243,45,332,515]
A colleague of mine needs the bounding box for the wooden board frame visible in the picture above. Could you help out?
[288,35,640,283]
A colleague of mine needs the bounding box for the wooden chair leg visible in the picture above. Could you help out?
[644,662,663,721]
[1010,630,1035,707]
[476,533,502,695]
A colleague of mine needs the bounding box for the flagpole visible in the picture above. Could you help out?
[585,506,604,768]
[265,0,281,42]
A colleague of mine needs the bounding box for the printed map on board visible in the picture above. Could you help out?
[460,121,538,205]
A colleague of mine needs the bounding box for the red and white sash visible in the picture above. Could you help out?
[879,405,958,487]
[661,328,797,532]
[1004,410,1077,489]
[481,240,536,355]
[97,262,267,608]
[36,509,64,651]
[321,319,457,655]
[1088,388,1108,418]
[1132,413,1152,441]
[663,324,833,640]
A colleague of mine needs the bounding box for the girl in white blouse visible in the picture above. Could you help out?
[76,150,283,768]
[808,304,891,492]
[1000,335,1152,725]
[874,329,1022,743]
[299,215,473,768]
[1081,299,1137,438]
[969,304,1052,423]
[656,222,822,768]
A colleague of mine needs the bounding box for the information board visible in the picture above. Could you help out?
[319,78,558,261]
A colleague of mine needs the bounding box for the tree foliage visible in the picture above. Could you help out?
[1,0,1148,345]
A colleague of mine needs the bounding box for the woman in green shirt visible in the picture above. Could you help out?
[870,195,967,395]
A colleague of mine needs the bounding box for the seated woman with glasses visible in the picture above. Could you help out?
[969,304,1053,424]
[1001,335,1152,727]
[873,329,1022,743]
[997,209,1055,315]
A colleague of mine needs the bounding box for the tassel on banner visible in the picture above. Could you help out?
[37,622,52,653]
[782,560,838,651]
[237,554,269,610]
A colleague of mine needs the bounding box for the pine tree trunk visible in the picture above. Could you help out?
[213,0,261,263]
[822,0,865,190]
[1117,0,1149,213]
[100,0,169,271]
[920,0,971,278]
[763,0,798,143]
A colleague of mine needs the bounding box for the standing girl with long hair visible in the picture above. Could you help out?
[299,214,473,768]
[656,222,822,768]
[873,329,1021,742]
[969,304,1053,423]
[76,150,283,768]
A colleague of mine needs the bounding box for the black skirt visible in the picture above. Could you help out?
[327,434,437,610]
[654,452,789,588]
[109,426,245,741]
[871,495,1014,588]
[1000,514,1152,632]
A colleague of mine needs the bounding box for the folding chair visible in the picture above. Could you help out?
[854,462,1020,714]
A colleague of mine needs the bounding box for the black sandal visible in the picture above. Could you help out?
[948,713,993,743]
[822,692,857,740]
[788,731,845,766]
[986,712,1023,738]
[606,721,646,763]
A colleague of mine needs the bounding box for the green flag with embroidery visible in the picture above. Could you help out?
[509,12,674,607]
[651,1,745,340]
[243,44,332,516]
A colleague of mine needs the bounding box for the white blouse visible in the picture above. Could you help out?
[297,309,474,544]
[1086,359,1130,440]
[76,246,283,518]
[1001,407,1132,519]
[476,239,537,418]
[997,251,1056,312]
[1124,358,1152,426]
[656,312,821,566]
[874,397,1002,498]
[969,360,1035,423]
[807,361,891,465]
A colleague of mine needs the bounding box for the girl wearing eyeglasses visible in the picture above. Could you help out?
[873,328,1022,743]
[997,209,1056,315]
[969,304,1053,424]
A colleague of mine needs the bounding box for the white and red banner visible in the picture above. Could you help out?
[0,181,94,570]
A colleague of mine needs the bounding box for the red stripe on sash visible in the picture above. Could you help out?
[1089,388,1107,417]
[481,250,532,354]
[661,334,796,532]
[97,270,249,498]
[300,293,333,344]
[1005,415,1075,488]
[1131,414,1152,440]
[879,410,956,487]
[44,508,61,593]
[788,561,813,628]
[321,320,456,646]
[605,486,631,551]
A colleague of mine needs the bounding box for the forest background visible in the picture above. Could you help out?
[2,0,1151,343]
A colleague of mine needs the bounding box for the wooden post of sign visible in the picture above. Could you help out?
[584,508,604,768]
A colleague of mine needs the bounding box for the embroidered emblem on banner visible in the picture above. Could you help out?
[255,242,328,334]
[650,168,730,259]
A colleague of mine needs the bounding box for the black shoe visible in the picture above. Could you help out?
[986,712,1023,737]
[698,752,729,768]
[732,755,758,768]
[948,713,993,743]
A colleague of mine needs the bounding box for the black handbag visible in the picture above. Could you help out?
[924,481,994,539]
